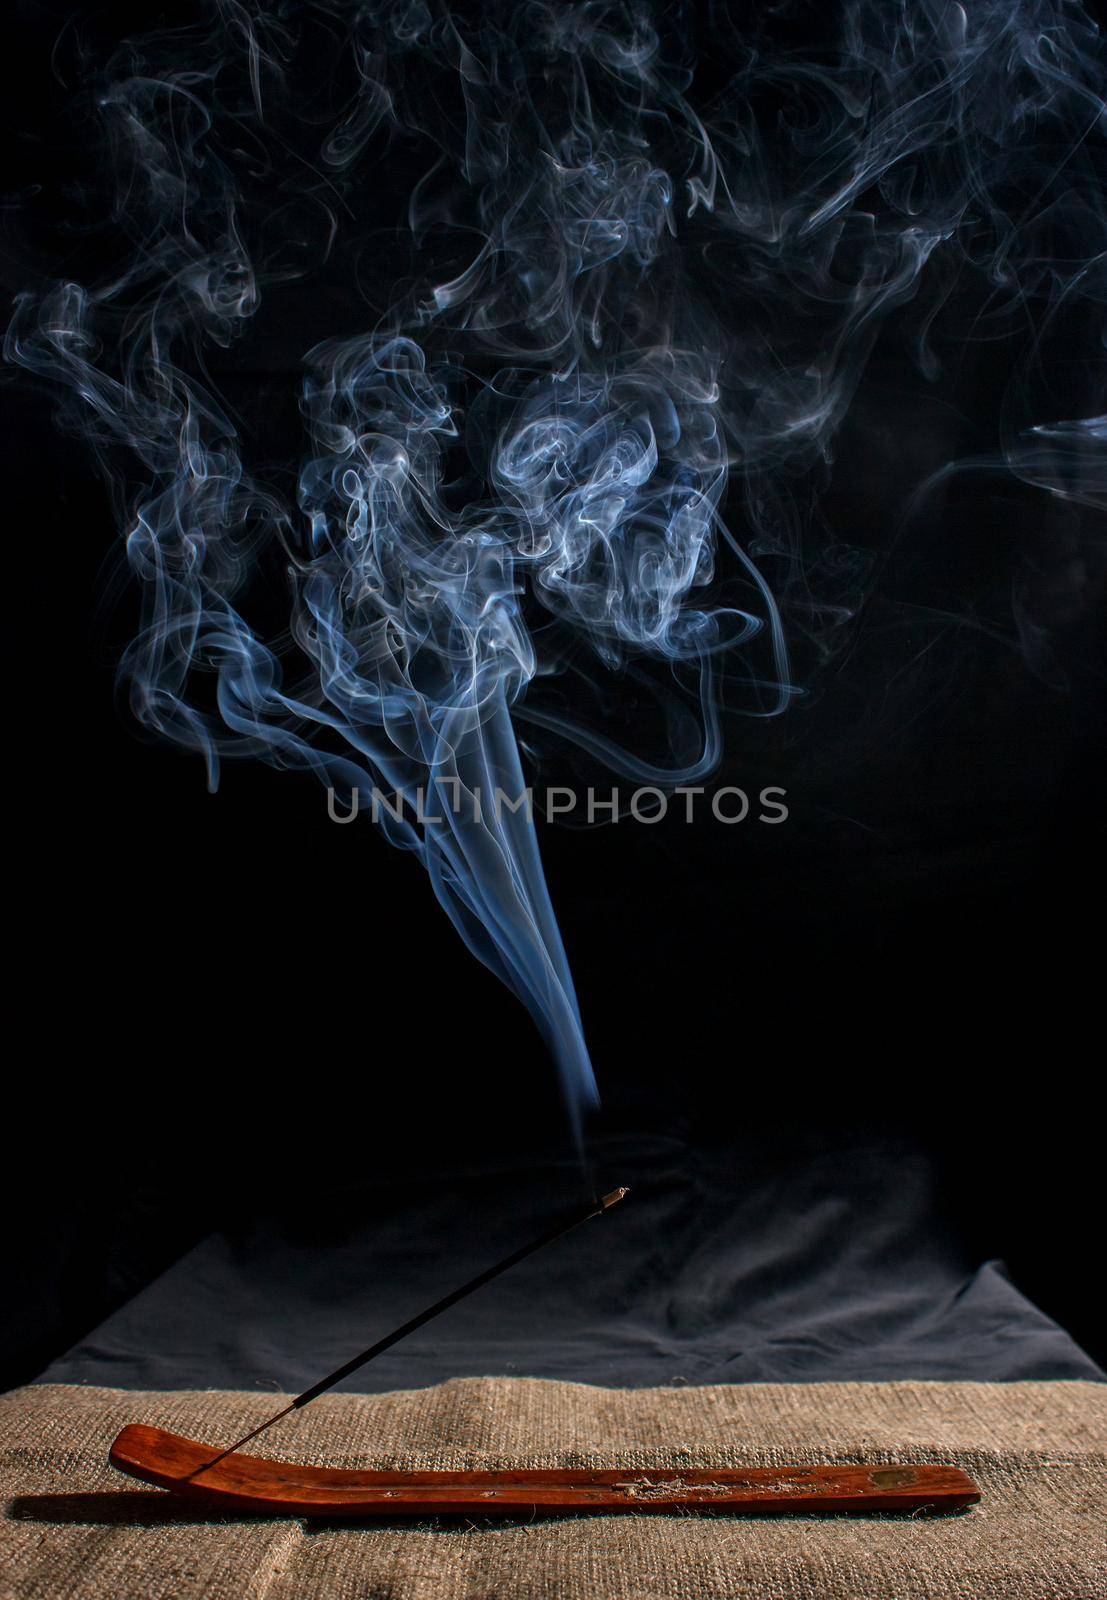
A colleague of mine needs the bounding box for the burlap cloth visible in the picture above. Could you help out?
[1,1379,1104,1598]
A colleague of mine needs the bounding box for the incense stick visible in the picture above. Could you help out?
[187,1186,630,1478]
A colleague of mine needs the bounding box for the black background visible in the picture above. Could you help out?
[2,0,1103,1392]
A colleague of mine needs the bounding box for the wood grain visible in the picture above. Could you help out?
[109,1425,981,1518]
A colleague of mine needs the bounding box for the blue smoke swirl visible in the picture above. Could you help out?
[7,0,1106,1128]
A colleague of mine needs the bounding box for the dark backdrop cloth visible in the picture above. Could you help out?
[36,1130,1102,1392]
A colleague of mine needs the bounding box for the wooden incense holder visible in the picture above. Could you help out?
[110,1425,981,1518]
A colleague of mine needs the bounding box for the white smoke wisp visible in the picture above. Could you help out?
[7,0,1106,1127]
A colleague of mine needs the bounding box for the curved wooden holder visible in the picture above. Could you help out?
[109,1425,980,1518]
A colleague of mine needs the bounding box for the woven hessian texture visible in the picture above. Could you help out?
[1,1380,1104,1599]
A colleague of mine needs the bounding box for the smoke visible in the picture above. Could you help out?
[7,0,1106,1126]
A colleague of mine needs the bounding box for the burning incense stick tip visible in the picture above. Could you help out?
[600,1186,630,1210]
